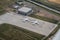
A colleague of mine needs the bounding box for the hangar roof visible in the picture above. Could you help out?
[18,7,32,13]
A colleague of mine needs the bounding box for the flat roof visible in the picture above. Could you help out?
[18,7,32,13]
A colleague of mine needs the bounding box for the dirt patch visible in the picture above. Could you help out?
[36,9,60,21]
[48,0,60,4]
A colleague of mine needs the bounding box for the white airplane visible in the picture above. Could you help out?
[23,18,30,22]
[13,5,19,8]
[32,20,39,25]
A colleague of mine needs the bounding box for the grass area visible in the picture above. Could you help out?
[29,14,58,24]
[0,10,5,15]
[0,6,5,15]
[0,0,17,15]
[0,23,45,40]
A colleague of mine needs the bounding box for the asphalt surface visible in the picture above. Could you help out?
[0,12,57,36]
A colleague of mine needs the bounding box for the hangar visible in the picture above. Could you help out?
[18,7,33,15]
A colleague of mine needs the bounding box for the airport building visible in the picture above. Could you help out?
[18,7,33,15]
